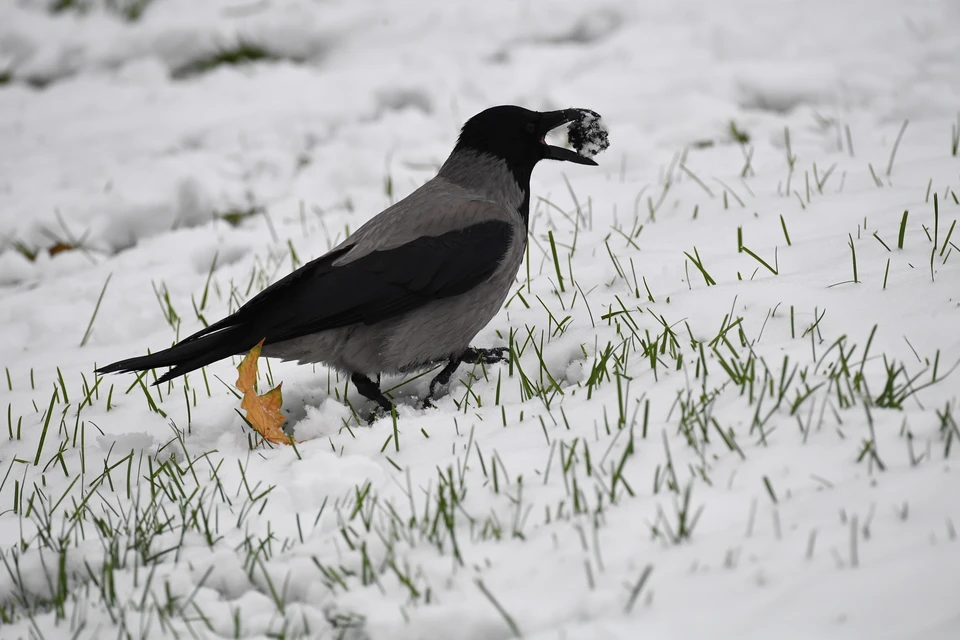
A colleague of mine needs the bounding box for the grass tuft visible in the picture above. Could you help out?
[80,273,112,347]
[885,120,909,177]
[951,113,959,157]
[215,204,265,227]
[50,0,154,22]
[476,579,523,637]
[172,40,304,80]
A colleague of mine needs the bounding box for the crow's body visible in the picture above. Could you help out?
[98,106,600,411]
[262,152,527,378]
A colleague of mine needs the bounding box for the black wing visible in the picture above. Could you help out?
[97,220,514,383]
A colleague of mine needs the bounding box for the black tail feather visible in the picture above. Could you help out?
[96,326,256,385]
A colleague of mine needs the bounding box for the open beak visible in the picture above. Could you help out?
[538,109,598,166]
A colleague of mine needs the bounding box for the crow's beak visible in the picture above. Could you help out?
[539,109,599,166]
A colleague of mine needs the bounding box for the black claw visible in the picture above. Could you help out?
[461,346,510,365]
[351,373,394,413]
[423,357,462,409]
[366,405,393,425]
[421,346,510,408]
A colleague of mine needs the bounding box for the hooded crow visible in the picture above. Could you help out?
[97,105,602,412]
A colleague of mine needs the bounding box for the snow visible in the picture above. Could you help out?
[567,109,609,158]
[2,0,960,638]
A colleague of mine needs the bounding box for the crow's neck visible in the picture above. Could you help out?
[438,150,531,227]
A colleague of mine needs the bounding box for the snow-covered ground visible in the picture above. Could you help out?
[2,0,960,638]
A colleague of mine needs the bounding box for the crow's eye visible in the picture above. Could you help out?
[524,122,536,135]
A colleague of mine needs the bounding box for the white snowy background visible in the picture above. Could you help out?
[2,0,960,638]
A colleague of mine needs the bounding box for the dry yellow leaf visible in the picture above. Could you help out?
[236,339,290,445]
[48,241,74,257]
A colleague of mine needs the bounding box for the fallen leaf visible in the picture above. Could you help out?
[48,242,74,257]
[236,339,290,445]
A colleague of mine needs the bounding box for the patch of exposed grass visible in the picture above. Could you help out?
[171,40,303,80]
[50,0,154,22]
[23,75,58,90]
[728,120,750,144]
[49,0,87,14]
[10,239,38,262]
[216,204,265,228]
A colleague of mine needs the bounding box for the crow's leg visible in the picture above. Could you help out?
[422,347,510,409]
[351,373,393,413]
[422,358,462,409]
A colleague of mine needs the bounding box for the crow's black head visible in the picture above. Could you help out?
[454,106,598,184]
